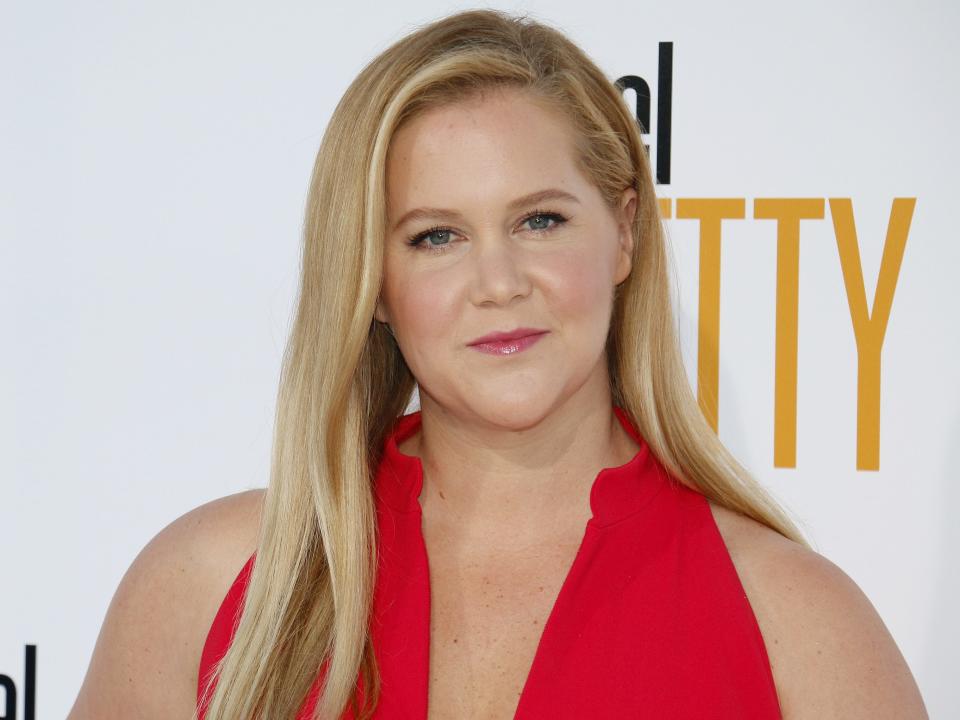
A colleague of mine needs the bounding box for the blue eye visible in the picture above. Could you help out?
[523,212,562,232]
[407,227,454,253]
[405,210,568,256]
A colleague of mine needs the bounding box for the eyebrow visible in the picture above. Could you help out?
[390,188,581,232]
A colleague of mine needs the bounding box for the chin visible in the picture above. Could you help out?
[466,394,564,431]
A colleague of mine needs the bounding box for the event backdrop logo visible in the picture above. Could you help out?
[0,645,37,720]
[614,42,915,471]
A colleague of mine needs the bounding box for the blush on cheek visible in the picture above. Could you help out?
[393,277,462,345]
[550,253,612,321]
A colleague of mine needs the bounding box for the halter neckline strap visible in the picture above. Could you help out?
[374,405,667,529]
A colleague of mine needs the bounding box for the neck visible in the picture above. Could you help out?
[399,390,641,541]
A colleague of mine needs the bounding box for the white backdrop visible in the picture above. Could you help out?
[3,1,957,717]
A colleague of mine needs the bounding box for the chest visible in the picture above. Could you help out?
[359,491,783,720]
[423,531,585,720]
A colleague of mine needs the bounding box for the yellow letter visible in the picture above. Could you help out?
[754,199,826,468]
[675,199,746,431]
[829,198,915,470]
[658,197,672,219]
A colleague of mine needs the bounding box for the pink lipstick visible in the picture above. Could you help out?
[467,328,549,356]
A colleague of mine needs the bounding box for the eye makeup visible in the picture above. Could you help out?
[405,209,568,255]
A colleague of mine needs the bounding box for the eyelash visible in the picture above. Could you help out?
[405,209,568,255]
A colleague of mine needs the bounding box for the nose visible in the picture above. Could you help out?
[469,233,533,307]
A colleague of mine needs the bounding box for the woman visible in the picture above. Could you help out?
[69,9,927,719]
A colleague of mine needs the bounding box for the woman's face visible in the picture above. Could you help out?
[376,87,637,429]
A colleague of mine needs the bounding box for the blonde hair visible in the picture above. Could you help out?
[197,9,810,719]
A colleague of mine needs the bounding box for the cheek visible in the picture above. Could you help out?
[542,247,615,323]
[383,262,461,361]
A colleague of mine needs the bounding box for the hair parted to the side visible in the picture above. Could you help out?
[196,8,811,719]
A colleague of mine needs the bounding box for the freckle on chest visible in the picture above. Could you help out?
[422,524,585,719]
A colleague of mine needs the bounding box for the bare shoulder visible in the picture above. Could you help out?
[707,500,928,720]
[68,488,266,720]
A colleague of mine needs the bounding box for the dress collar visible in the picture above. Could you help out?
[374,406,666,529]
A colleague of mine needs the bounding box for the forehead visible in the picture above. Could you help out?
[385,88,587,217]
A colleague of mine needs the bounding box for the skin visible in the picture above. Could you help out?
[374,86,644,718]
[375,86,641,537]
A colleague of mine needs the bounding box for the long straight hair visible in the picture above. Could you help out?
[197,9,810,719]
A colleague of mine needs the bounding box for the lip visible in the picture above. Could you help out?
[467,328,549,356]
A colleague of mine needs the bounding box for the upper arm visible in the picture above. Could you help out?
[765,546,928,719]
[67,488,265,720]
[709,502,929,720]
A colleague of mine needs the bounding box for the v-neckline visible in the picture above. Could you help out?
[416,499,596,719]
[375,406,659,718]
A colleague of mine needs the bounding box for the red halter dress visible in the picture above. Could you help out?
[198,407,782,718]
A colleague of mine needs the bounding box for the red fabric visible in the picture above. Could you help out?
[198,407,782,718]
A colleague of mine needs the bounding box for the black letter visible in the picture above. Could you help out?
[657,41,673,185]
[615,74,652,157]
[24,646,35,720]
[0,673,16,720]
